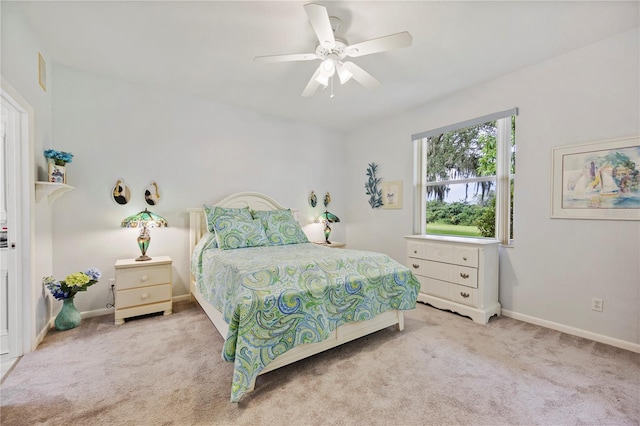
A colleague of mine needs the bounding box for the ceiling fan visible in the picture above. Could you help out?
[254,3,413,98]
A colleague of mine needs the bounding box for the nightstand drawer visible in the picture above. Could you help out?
[115,264,171,290]
[116,283,171,309]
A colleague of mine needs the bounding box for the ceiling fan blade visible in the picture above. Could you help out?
[302,66,323,97]
[304,3,336,49]
[346,31,413,57]
[254,53,318,63]
[343,62,382,90]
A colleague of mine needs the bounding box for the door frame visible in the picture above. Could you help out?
[1,77,35,356]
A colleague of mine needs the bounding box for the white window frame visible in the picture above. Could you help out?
[412,109,517,244]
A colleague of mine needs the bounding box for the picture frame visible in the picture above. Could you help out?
[38,52,47,92]
[381,180,403,209]
[551,136,640,220]
[48,163,66,184]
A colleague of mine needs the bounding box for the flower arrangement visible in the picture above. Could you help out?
[44,149,74,165]
[43,268,101,300]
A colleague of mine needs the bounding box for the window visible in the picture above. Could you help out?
[412,109,517,244]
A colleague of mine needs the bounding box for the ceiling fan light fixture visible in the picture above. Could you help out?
[320,57,336,75]
[337,62,353,84]
[315,72,330,87]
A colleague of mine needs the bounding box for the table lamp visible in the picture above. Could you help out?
[121,208,168,261]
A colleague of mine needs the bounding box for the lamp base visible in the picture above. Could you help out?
[135,255,152,261]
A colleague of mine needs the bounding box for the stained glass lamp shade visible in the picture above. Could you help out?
[316,211,340,244]
[121,208,168,261]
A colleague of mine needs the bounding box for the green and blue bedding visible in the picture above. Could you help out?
[192,207,420,402]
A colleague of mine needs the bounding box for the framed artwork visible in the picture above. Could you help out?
[381,180,403,209]
[38,52,47,92]
[48,163,65,184]
[551,136,640,220]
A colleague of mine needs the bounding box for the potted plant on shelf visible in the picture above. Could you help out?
[44,149,73,183]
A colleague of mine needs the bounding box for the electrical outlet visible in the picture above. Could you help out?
[591,297,604,312]
[109,278,115,289]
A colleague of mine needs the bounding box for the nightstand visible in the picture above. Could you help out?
[314,241,346,248]
[114,256,172,325]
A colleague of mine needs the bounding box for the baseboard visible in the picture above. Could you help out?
[501,309,640,354]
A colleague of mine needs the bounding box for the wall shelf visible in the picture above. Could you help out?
[35,182,74,204]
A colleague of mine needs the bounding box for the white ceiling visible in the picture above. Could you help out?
[11,1,640,132]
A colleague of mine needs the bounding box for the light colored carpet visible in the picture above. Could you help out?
[1,301,638,426]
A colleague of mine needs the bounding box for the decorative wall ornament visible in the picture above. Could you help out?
[112,179,131,205]
[323,192,331,207]
[365,162,383,209]
[309,191,318,207]
[144,181,161,206]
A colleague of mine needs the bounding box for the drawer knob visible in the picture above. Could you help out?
[463,257,467,261]
[460,292,470,298]
[412,264,420,269]
[460,273,469,279]
[413,250,417,254]
[141,275,149,282]
[141,293,149,299]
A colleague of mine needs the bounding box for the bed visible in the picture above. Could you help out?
[189,192,420,402]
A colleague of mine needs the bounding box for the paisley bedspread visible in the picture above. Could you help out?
[192,242,420,402]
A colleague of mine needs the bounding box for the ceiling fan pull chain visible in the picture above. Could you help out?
[330,75,335,99]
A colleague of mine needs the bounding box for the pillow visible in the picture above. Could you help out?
[251,209,309,246]
[214,218,269,250]
[203,205,253,232]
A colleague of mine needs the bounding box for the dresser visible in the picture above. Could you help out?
[405,235,499,324]
[114,256,172,325]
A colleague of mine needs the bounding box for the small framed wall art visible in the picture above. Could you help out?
[48,163,65,183]
[381,180,403,209]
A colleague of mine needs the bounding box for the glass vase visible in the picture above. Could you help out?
[55,297,81,331]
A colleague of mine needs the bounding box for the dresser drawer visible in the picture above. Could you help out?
[407,258,428,276]
[450,284,477,307]
[453,246,478,267]
[451,265,478,288]
[116,283,172,309]
[420,277,450,300]
[116,264,171,290]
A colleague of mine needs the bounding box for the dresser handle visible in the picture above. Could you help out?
[413,250,418,254]
[141,293,149,299]
[463,257,467,261]
[460,292,470,298]
[412,264,420,269]
[141,275,148,282]
[460,273,469,279]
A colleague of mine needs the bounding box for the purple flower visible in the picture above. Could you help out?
[85,268,101,281]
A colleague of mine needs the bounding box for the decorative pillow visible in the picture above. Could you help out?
[214,218,269,250]
[203,205,252,232]
[251,209,309,246]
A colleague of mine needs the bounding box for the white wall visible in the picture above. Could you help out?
[344,28,640,347]
[50,65,346,314]
[1,4,56,345]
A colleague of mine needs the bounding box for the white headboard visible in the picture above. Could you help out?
[188,192,295,263]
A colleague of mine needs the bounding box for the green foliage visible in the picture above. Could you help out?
[426,200,484,227]
[365,163,383,208]
[426,122,497,203]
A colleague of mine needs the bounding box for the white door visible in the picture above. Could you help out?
[0,93,21,364]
